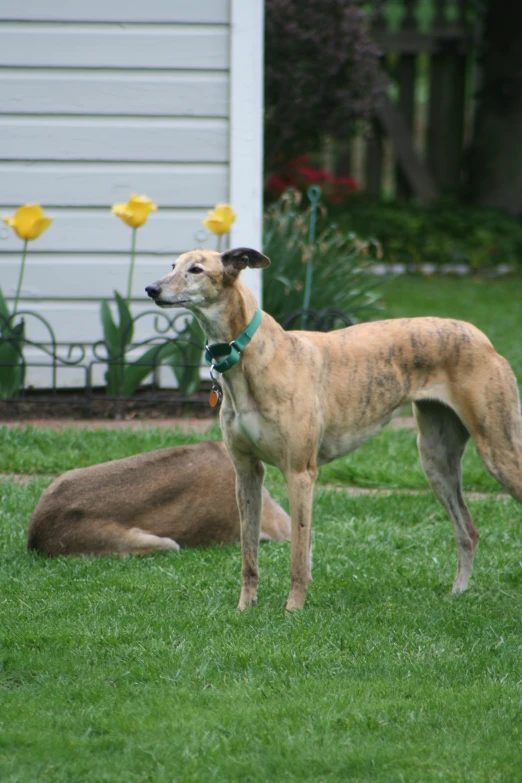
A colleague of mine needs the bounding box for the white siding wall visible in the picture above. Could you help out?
[0,0,264,389]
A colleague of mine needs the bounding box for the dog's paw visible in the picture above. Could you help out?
[237,598,257,611]
[237,588,257,610]
[285,596,305,612]
[452,572,471,594]
[451,581,469,595]
[160,536,180,552]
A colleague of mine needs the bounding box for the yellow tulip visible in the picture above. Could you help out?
[3,204,53,241]
[203,203,237,236]
[112,194,157,228]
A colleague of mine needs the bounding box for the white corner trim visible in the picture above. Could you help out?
[229,0,265,303]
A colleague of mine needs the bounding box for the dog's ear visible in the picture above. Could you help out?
[221,247,271,281]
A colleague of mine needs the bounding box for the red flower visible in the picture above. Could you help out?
[266,155,359,205]
[267,175,290,194]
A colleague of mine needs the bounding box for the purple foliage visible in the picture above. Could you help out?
[264,0,385,166]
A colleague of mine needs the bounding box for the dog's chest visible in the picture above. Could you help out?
[233,409,262,443]
[227,408,281,465]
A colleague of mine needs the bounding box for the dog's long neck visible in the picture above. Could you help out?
[192,279,260,346]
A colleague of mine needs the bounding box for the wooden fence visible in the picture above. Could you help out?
[337,0,479,203]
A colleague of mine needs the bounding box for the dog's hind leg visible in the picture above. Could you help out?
[413,400,479,594]
[116,526,180,554]
[80,523,180,555]
[30,521,180,556]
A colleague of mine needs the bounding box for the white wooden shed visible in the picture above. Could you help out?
[0,0,264,389]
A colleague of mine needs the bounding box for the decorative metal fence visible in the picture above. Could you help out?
[0,308,206,417]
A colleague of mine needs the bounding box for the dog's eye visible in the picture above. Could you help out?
[189,266,203,274]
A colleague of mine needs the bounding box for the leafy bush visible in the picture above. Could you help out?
[330,199,522,271]
[262,190,388,328]
[264,0,384,167]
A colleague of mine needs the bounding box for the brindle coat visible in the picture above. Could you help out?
[27,441,290,556]
[146,248,522,610]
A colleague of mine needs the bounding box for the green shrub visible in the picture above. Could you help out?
[330,199,522,271]
[262,190,388,328]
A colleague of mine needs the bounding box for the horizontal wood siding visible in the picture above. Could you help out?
[0,24,228,69]
[2,70,228,117]
[1,210,213,253]
[0,1,233,389]
[0,1,229,24]
[1,118,228,162]
[1,256,175,300]
[0,163,228,207]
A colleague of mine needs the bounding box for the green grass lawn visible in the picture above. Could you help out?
[1,424,521,782]
[0,423,503,493]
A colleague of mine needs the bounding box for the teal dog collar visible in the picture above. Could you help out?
[204,308,262,374]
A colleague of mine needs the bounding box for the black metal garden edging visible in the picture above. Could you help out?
[0,308,206,417]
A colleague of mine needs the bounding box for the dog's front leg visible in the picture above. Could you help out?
[285,467,317,611]
[233,455,266,610]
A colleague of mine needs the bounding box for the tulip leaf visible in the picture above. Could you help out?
[114,291,134,347]
[0,316,25,399]
[105,360,125,397]
[0,287,11,322]
[122,343,167,397]
[100,299,120,358]
[101,293,137,396]
[0,348,23,398]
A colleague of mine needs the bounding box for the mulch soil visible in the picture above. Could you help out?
[0,388,219,425]
[0,387,416,431]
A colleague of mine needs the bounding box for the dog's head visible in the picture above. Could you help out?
[145,248,270,309]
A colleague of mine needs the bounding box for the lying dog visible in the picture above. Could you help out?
[27,441,290,556]
[146,247,522,610]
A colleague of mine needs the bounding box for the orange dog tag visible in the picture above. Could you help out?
[209,389,220,408]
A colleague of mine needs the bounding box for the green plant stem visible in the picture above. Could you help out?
[302,258,313,329]
[302,187,321,329]
[13,240,28,315]
[217,234,223,252]
[127,228,137,303]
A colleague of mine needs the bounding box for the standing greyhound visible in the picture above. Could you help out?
[146,248,522,610]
